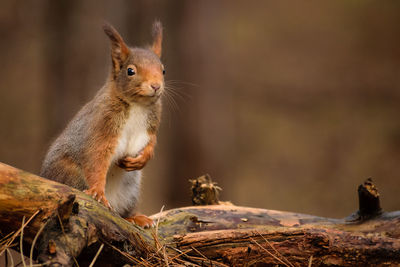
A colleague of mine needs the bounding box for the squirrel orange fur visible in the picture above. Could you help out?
[40,21,165,228]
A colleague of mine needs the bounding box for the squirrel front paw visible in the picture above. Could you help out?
[125,214,155,229]
[84,187,112,210]
[117,154,148,171]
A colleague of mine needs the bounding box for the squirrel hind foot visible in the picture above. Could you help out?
[125,213,154,228]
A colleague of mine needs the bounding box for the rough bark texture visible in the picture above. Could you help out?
[0,162,400,266]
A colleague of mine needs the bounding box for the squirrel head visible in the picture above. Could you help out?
[103,21,164,105]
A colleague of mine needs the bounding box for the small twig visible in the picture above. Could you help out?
[168,247,193,261]
[139,256,154,267]
[155,205,165,238]
[168,246,217,266]
[20,216,27,267]
[308,255,313,267]
[0,210,40,256]
[183,254,227,266]
[190,246,208,261]
[162,246,169,267]
[150,206,167,265]
[250,237,290,267]
[56,213,80,267]
[104,241,143,265]
[15,262,43,267]
[190,246,229,267]
[6,248,14,267]
[14,260,24,267]
[150,205,166,263]
[88,243,104,267]
[255,230,294,267]
[152,232,163,253]
[0,232,15,252]
[30,221,47,267]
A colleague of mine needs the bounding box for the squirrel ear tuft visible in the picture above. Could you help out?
[103,23,130,73]
[151,20,163,57]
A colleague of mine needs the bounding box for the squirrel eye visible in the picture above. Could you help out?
[127,68,135,76]
[162,69,166,75]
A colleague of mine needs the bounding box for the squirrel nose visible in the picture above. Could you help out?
[151,83,161,91]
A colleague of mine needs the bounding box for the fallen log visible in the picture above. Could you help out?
[0,162,399,266]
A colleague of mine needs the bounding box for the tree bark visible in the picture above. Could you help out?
[0,162,399,266]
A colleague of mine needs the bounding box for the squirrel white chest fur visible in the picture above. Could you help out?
[112,104,150,162]
[105,104,149,216]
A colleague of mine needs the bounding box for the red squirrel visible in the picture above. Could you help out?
[40,21,165,228]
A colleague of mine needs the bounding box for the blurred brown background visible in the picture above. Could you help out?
[0,0,399,218]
